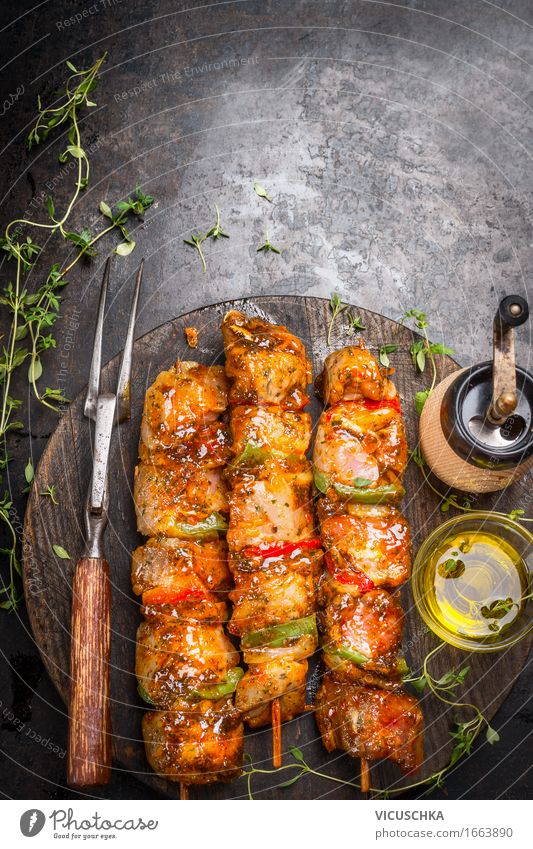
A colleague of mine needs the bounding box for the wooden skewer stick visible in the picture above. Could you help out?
[180,782,189,800]
[272,697,282,767]
[360,758,370,794]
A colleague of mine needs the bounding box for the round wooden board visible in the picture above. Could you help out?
[22,296,532,799]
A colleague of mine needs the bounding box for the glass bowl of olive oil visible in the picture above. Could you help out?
[413,512,533,651]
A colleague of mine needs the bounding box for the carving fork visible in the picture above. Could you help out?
[67,257,144,787]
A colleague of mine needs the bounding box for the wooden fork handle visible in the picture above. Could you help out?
[67,556,112,787]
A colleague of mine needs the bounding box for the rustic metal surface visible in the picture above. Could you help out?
[0,0,531,799]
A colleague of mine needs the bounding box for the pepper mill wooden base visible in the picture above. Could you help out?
[419,370,533,493]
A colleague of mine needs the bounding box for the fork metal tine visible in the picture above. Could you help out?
[116,258,144,423]
[84,257,111,421]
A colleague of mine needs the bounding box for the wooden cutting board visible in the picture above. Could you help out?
[22,296,532,799]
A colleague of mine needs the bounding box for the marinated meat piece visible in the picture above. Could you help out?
[140,361,228,453]
[315,678,423,774]
[314,400,408,488]
[317,343,397,407]
[139,421,231,468]
[140,586,227,625]
[321,589,405,679]
[226,457,314,551]
[143,699,243,784]
[230,405,312,458]
[318,500,410,590]
[185,326,199,348]
[131,537,231,598]
[228,551,320,635]
[134,459,228,537]
[136,620,239,707]
[242,633,317,665]
[222,310,311,409]
[235,658,308,727]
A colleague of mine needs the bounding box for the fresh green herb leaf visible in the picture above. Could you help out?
[24,460,34,484]
[278,773,304,788]
[480,597,514,621]
[415,389,431,415]
[52,544,70,559]
[184,233,207,272]
[257,238,281,254]
[347,313,366,333]
[486,725,500,745]
[438,557,466,579]
[253,181,272,202]
[28,356,43,384]
[379,344,398,367]
[40,484,58,506]
[115,240,136,256]
[99,201,113,219]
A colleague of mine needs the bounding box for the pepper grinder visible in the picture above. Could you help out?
[420,295,533,493]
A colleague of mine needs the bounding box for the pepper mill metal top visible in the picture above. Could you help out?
[420,295,533,492]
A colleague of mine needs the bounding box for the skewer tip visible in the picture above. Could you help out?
[272,698,282,768]
[360,758,370,795]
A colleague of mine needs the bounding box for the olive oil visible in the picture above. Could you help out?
[425,531,529,640]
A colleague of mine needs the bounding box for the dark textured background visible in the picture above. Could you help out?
[0,0,531,800]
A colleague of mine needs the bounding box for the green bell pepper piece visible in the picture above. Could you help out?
[233,442,301,468]
[188,667,244,700]
[313,470,404,504]
[137,682,155,705]
[324,645,370,666]
[233,443,270,466]
[325,645,408,675]
[396,657,409,676]
[242,614,318,649]
[334,482,405,504]
[175,511,228,538]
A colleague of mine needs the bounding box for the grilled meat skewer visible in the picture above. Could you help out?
[222,311,321,748]
[313,342,424,786]
[132,361,244,785]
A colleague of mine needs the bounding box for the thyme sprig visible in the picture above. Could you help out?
[399,309,454,414]
[40,484,58,505]
[327,292,348,345]
[183,204,229,271]
[0,55,154,610]
[243,748,360,800]
[256,232,281,254]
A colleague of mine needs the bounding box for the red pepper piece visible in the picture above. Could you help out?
[243,538,322,560]
[324,553,375,592]
[142,586,206,607]
[361,397,401,413]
